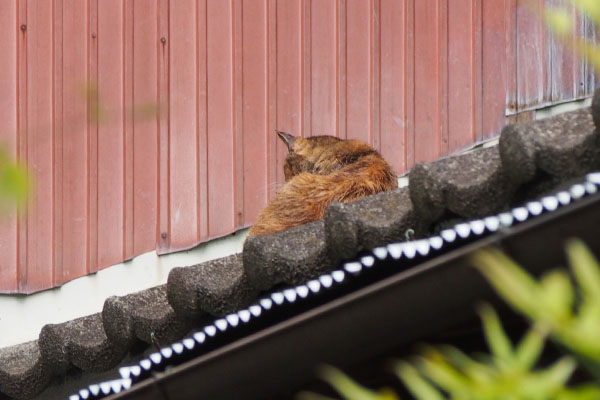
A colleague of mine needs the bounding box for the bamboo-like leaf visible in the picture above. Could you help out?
[572,302,600,347]
[514,325,547,371]
[471,249,540,318]
[395,362,445,400]
[478,304,514,362]
[417,352,471,396]
[539,270,574,320]
[534,357,577,391]
[439,345,495,384]
[556,384,600,400]
[317,365,398,400]
[566,239,600,303]
[296,392,340,400]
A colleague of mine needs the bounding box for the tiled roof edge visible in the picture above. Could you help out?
[72,172,600,400]
[1,99,599,399]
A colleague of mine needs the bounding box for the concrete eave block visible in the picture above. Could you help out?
[500,108,600,183]
[325,188,422,262]
[409,146,516,222]
[0,340,50,400]
[168,253,258,318]
[243,220,332,291]
[103,285,192,347]
[39,313,127,373]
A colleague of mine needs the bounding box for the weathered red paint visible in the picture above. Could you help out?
[132,0,159,256]
[0,0,18,292]
[414,0,444,162]
[0,0,598,293]
[448,0,481,151]
[242,0,270,226]
[482,0,510,139]
[517,0,551,112]
[346,0,373,144]
[379,0,409,173]
[25,0,55,291]
[97,0,125,271]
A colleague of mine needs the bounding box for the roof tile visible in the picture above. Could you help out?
[499,108,600,183]
[243,220,332,291]
[325,187,424,263]
[102,285,192,347]
[39,313,127,373]
[409,146,517,223]
[167,253,258,318]
[0,340,50,399]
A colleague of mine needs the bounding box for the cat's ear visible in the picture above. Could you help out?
[276,131,297,153]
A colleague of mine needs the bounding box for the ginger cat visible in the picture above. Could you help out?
[248,131,397,237]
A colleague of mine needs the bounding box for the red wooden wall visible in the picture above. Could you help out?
[0,0,597,293]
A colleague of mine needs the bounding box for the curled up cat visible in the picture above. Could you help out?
[248,131,397,237]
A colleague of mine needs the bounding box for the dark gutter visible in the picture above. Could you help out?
[99,178,600,400]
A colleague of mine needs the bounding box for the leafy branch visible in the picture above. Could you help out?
[299,240,600,399]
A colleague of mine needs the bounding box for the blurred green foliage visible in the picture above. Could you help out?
[473,241,600,379]
[0,148,29,212]
[79,79,162,124]
[543,0,600,69]
[299,240,600,400]
[0,78,164,215]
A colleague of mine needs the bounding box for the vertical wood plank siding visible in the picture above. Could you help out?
[0,0,598,293]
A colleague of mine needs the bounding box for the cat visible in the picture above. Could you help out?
[248,131,397,237]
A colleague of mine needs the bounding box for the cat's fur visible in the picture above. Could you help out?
[248,131,397,237]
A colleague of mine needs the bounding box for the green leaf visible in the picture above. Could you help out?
[471,248,541,318]
[556,384,600,400]
[439,345,495,384]
[566,239,600,303]
[539,270,574,320]
[572,301,600,350]
[514,325,547,371]
[478,304,514,362]
[295,392,340,400]
[534,357,577,391]
[395,362,445,400]
[317,365,398,400]
[417,350,470,396]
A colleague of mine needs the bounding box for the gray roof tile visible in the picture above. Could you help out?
[409,146,517,222]
[325,187,424,263]
[0,341,49,399]
[500,108,600,183]
[243,220,332,291]
[167,253,258,318]
[39,313,127,373]
[102,285,191,347]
